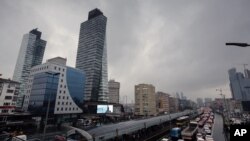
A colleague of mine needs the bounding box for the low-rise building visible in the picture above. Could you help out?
[169,96,179,113]
[156,91,170,114]
[23,57,85,116]
[0,78,20,114]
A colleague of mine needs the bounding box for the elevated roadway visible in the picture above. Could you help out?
[87,110,198,141]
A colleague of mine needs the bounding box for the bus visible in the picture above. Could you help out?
[176,116,189,128]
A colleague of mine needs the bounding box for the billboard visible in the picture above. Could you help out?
[97,105,113,113]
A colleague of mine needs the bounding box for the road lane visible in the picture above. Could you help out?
[213,113,225,141]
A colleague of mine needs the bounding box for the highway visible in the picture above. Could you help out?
[212,113,225,141]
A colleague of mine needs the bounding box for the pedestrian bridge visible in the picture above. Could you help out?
[83,110,199,141]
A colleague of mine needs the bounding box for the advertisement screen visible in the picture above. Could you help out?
[97,105,113,113]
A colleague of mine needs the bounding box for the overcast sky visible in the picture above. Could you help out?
[1,0,250,103]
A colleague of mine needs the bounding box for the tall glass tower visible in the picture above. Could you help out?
[13,28,47,108]
[76,9,108,102]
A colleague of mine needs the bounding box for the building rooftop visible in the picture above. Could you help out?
[29,28,42,39]
[47,57,67,65]
[88,8,104,20]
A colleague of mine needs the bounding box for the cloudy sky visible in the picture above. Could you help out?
[1,0,250,103]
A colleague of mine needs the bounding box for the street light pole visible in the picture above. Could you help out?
[226,42,250,47]
[42,72,60,141]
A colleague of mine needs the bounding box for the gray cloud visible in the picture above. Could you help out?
[1,0,250,103]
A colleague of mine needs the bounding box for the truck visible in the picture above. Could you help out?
[169,127,182,141]
[181,121,198,140]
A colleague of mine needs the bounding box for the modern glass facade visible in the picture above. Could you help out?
[26,59,86,115]
[28,72,59,114]
[76,9,108,102]
[66,67,85,108]
[13,29,46,108]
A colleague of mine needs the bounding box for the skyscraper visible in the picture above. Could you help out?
[13,28,46,108]
[229,68,250,101]
[76,8,108,102]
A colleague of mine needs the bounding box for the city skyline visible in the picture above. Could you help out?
[1,0,250,101]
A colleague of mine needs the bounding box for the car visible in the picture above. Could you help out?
[161,138,169,141]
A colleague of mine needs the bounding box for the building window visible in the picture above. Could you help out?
[3,103,10,106]
[54,66,57,70]
[57,108,59,111]
[60,85,62,88]
[65,108,67,111]
[64,91,65,94]
[70,102,72,105]
[61,107,63,111]
[59,96,60,99]
[67,97,69,100]
[62,74,64,77]
[66,102,68,105]
[2,110,8,113]
[63,69,65,72]
[59,68,61,71]
[58,102,60,105]
[69,108,71,111]
[5,96,12,100]
[64,85,66,88]
[62,102,64,105]
[59,90,61,94]
[73,108,74,110]
[7,89,14,93]
[63,96,65,99]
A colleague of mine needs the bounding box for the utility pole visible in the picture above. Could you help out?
[216,89,229,123]
[42,72,60,141]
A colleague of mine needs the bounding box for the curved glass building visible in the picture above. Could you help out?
[25,57,85,115]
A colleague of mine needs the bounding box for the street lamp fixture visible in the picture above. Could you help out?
[226,42,250,47]
[42,72,60,141]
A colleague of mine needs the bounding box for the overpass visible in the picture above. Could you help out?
[85,110,200,141]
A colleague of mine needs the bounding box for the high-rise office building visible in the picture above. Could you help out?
[76,8,108,102]
[23,57,85,115]
[13,29,46,108]
[229,68,250,101]
[108,80,120,104]
[134,84,156,116]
